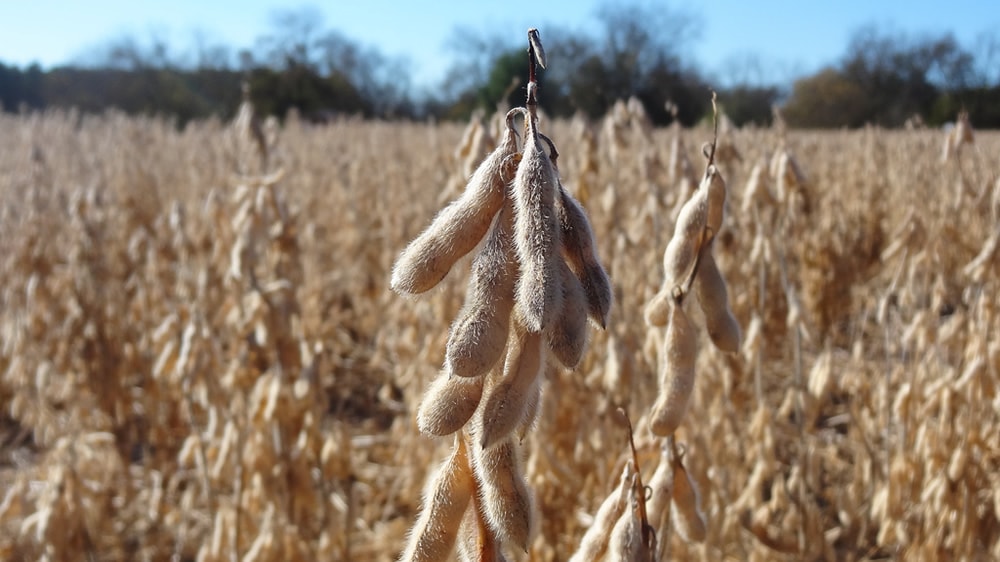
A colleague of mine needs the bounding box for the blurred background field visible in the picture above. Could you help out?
[0,104,998,560]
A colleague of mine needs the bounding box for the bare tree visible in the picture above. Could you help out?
[191,29,233,70]
[971,29,1000,87]
[439,27,510,100]
[594,1,700,95]
[256,5,326,69]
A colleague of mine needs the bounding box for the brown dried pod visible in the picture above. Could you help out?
[645,445,675,530]
[477,327,545,449]
[512,120,563,332]
[391,115,519,295]
[557,184,613,328]
[741,159,774,214]
[608,475,652,562]
[547,259,589,369]
[417,373,485,437]
[670,449,707,543]
[569,465,632,562]
[644,288,673,328]
[662,188,709,291]
[649,303,698,437]
[455,492,508,562]
[471,438,534,552]
[514,379,542,443]
[693,245,741,353]
[702,164,726,237]
[398,437,475,562]
[445,200,517,378]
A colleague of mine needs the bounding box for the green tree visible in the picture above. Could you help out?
[0,63,44,111]
[783,27,981,127]
[718,85,782,127]
[783,68,867,127]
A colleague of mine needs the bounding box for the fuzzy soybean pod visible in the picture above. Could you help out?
[557,184,613,329]
[693,245,741,353]
[645,446,674,530]
[476,327,545,449]
[514,379,542,443]
[649,303,698,437]
[511,121,563,333]
[547,258,589,369]
[607,476,649,562]
[644,287,672,328]
[445,200,517,378]
[417,372,485,437]
[702,165,727,237]
[670,451,707,543]
[398,437,475,562]
[471,437,534,552]
[569,465,632,562]
[455,498,507,562]
[391,119,519,295]
[741,160,773,214]
[662,187,709,292]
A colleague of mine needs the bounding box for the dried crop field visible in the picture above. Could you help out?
[1,105,999,561]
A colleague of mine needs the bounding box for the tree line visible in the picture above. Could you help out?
[1,6,998,128]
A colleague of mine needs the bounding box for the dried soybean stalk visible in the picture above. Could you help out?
[394,28,612,561]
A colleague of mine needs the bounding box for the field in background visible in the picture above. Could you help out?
[1,108,998,561]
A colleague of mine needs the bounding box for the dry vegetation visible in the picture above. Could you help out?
[1,93,999,561]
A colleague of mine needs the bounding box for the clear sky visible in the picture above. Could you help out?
[1,0,997,89]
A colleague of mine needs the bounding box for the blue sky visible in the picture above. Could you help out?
[1,0,997,89]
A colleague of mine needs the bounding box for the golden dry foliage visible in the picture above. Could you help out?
[1,98,1000,562]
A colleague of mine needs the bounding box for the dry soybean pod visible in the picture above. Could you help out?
[455,490,507,562]
[391,109,521,295]
[511,115,563,333]
[417,372,486,437]
[547,258,589,369]
[607,475,647,562]
[662,187,709,291]
[569,465,632,562]
[398,436,475,562]
[670,445,707,543]
[702,164,726,237]
[476,325,545,449]
[649,302,698,437]
[557,183,613,328]
[445,199,517,378]
[693,244,741,353]
[644,287,672,328]
[471,437,534,552]
[514,379,542,443]
[644,444,674,530]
